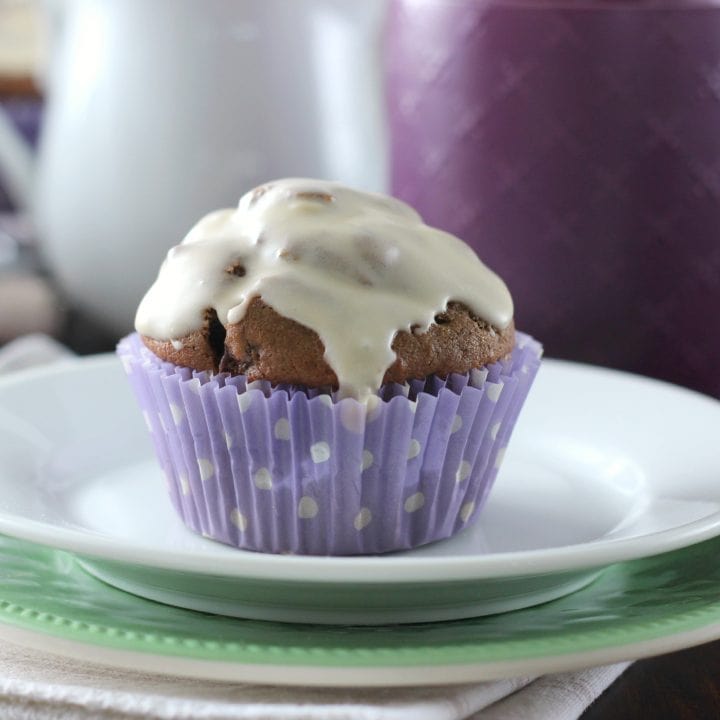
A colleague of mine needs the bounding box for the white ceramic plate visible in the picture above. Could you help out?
[0,356,718,623]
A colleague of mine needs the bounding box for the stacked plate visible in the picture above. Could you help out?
[0,355,718,685]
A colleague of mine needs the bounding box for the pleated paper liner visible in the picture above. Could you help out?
[118,332,542,555]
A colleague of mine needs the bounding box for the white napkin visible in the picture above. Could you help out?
[0,642,629,720]
[0,334,630,720]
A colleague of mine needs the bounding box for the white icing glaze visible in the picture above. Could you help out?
[135,179,513,399]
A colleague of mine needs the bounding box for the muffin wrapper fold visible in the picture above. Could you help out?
[117,332,542,555]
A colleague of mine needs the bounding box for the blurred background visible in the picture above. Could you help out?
[0,0,718,397]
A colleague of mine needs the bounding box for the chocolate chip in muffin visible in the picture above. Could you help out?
[225,261,246,278]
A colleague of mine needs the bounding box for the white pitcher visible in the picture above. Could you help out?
[0,0,387,336]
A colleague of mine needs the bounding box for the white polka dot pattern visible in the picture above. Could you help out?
[298,496,319,519]
[237,393,253,413]
[310,441,331,463]
[230,508,247,531]
[460,501,475,523]
[197,458,214,481]
[274,418,291,440]
[354,507,372,530]
[118,327,543,555]
[407,439,421,459]
[179,474,190,495]
[253,467,273,489]
[361,449,374,471]
[455,460,471,483]
[404,492,425,513]
[486,383,503,403]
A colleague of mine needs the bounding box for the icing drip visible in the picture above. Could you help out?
[135,179,513,399]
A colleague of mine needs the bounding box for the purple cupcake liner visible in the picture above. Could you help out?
[117,332,542,555]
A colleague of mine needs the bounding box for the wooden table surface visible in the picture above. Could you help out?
[582,640,720,719]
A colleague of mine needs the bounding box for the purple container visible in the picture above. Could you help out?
[386,0,720,397]
[118,332,542,556]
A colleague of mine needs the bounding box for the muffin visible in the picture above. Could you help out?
[117,178,542,555]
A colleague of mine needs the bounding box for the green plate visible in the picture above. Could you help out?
[1,533,719,686]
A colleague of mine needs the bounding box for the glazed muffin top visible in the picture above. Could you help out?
[135,179,514,399]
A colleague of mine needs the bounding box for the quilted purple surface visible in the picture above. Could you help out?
[386,1,720,397]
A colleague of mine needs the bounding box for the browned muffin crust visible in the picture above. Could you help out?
[142,308,225,373]
[141,297,515,387]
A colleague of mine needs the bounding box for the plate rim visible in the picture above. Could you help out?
[0,354,719,583]
[1,621,718,686]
